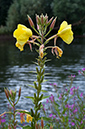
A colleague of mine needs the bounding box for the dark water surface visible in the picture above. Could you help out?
[0,38,85,118]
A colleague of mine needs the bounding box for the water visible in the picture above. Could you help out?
[0,37,85,120]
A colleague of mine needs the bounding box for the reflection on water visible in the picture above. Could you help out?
[0,38,85,116]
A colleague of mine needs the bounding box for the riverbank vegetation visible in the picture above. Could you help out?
[0,0,85,35]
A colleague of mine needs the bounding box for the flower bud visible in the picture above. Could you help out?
[45,14,48,23]
[41,119,44,128]
[39,44,44,58]
[18,87,21,97]
[4,89,9,99]
[50,17,57,29]
[36,15,40,24]
[47,17,54,25]
[41,15,44,24]
[35,123,38,129]
[27,15,34,27]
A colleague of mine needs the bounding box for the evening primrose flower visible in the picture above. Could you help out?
[13,24,32,51]
[26,114,33,123]
[57,21,73,44]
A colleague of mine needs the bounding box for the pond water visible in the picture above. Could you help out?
[0,37,85,120]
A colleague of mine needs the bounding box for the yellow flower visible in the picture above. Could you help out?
[26,114,33,123]
[57,21,73,44]
[13,24,32,51]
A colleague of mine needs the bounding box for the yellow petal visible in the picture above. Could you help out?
[26,114,33,123]
[13,24,32,40]
[15,42,25,51]
[57,21,73,44]
[58,21,68,33]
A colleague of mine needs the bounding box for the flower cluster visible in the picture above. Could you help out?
[13,14,74,59]
[42,74,85,129]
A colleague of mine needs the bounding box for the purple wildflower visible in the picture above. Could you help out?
[71,122,75,126]
[80,92,83,97]
[59,94,62,99]
[82,68,85,71]
[70,104,74,110]
[73,108,78,113]
[69,120,71,122]
[53,115,56,119]
[1,119,6,123]
[65,104,70,108]
[46,99,49,103]
[49,114,53,117]
[49,94,54,102]
[53,83,57,86]
[81,121,83,124]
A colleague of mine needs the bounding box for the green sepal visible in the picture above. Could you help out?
[34,93,36,99]
[39,94,43,101]
[34,81,38,89]
[40,75,44,83]
[31,108,34,116]
[36,67,40,75]
[41,69,45,76]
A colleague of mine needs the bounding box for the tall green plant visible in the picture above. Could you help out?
[12,14,73,128]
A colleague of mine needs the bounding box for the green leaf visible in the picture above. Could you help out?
[25,96,34,102]
[41,90,48,92]
[23,125,32,129]
[27,84,35,89]
[43,117,52,122]
[16,110,30,115]
[43,95,50,99]
[42,79,48,82]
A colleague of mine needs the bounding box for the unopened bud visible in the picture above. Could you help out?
[36,15,39,24]
[27,15,34,27]
[50,17,57,29]
[18,87,21,97]
[47,17,54,25]
[41,15,44,24]
[4,89,9,99]
[35,123,38,129]
[41,119,44,128]
[45,14,48,23]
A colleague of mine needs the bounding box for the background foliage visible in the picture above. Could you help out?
[0,0,85,34]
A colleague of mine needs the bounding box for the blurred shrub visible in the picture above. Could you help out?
[52,0,85,34]
[5,0,53,33]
